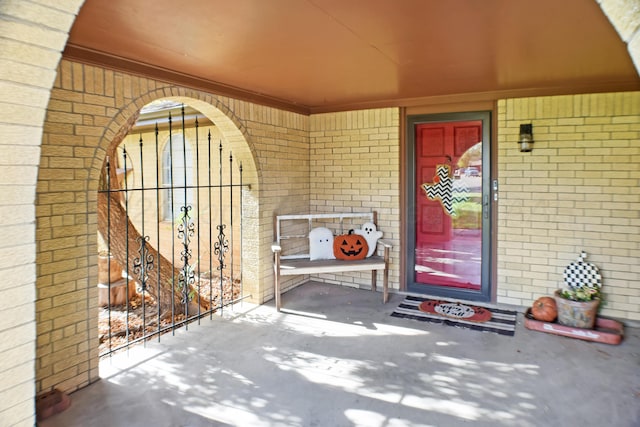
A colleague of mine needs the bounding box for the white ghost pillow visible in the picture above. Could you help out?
[309,227,335,261]
[354,222,383,257]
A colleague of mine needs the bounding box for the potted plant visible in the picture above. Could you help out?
[554,283,602,329]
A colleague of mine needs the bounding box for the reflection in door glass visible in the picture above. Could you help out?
[414,121,482,290]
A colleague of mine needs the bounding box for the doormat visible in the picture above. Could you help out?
[391,296,517,336]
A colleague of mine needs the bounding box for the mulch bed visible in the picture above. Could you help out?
[99,275,241,356]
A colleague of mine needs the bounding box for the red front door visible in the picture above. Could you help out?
[414,120,483,291]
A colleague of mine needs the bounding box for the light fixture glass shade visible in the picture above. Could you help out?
[518,124,534,152]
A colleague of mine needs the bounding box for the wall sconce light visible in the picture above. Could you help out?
[518,123,534,152]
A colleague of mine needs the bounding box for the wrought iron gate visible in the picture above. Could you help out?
[98,105,246,357]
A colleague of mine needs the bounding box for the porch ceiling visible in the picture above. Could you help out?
[65,0,640,114]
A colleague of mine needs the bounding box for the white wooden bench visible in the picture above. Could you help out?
[272,212,392,311]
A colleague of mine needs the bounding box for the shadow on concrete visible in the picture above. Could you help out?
[40,282,640,427]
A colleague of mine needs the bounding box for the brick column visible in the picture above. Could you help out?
[0,1,85,425]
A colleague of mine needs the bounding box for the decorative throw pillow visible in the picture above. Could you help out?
[333,230,369,261]
[309,227,335,261]
[354,222,382,257]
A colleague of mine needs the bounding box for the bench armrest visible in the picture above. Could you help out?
[377,239,392,249]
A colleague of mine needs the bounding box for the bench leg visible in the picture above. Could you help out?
[382,245,390,304]
[274,255,281,311]
[383,265,389,304]
[371,270,377,293]
[275,275,281,311]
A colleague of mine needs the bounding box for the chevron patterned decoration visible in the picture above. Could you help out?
[421,164,457,217]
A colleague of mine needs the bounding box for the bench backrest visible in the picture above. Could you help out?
[274,212,377,260]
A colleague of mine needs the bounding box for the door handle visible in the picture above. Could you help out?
[483,195,489,219]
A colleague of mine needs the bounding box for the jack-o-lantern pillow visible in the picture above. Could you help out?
[333,230,369,261]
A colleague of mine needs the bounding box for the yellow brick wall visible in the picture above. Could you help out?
[307,110,401,289]
[497,92,640,321]
[0,1,83,425]
[36,59,309,395]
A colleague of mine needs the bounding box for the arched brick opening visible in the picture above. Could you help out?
[36,64,267,398]
[87,90,263,303]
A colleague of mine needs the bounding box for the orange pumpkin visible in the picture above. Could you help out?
[531,296,557,322]
[333,230,369,260]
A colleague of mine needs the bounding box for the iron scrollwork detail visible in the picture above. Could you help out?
[177,205,196,304]
[214,224,229,272]
[133,235,154,292]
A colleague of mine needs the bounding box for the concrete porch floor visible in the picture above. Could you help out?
[39,282,640,427]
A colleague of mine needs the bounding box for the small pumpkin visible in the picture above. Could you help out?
[531,296,557,322]
[333,230,369,260]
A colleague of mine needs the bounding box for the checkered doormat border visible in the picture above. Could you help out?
[391,296,518,336]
